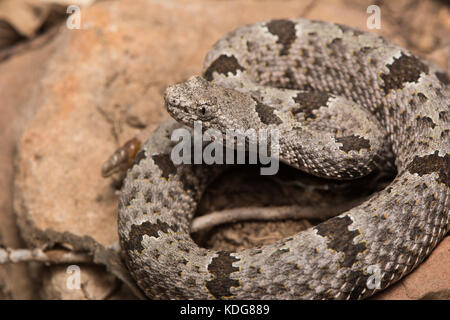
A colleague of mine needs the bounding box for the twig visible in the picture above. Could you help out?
[0,241,146,299]
[0,248,92,265]
[190,204,351,233]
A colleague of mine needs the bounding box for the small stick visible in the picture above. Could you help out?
[0,248,92,265]
[190,204,352,233]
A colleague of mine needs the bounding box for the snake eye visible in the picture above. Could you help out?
[197,102,216,119]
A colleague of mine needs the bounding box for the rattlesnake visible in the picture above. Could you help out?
[116,19,449,299]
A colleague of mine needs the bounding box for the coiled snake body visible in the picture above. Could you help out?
[118,19,449,299]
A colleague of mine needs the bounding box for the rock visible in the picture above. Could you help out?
[0,23,61,299]
[40,264,118,300]
[7,0,450,299]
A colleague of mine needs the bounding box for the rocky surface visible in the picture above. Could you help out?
[0,23,61,299]
[1,0,448,299]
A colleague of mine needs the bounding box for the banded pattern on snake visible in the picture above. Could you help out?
[117,19,449,299]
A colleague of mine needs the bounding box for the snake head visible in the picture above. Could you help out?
[165,76,218,126]
[164,76,260,133]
